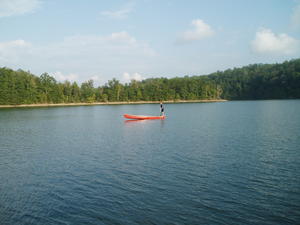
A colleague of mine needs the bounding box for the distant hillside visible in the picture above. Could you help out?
[207,59,300,100]
[0,59,299,105]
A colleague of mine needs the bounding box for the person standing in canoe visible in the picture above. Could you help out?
[160,102,165,116]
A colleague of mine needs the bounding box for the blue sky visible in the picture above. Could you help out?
[0,0,299,85]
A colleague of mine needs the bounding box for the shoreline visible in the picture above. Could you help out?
[0,99,227,108]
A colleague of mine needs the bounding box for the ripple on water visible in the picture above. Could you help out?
[1,101,300,225]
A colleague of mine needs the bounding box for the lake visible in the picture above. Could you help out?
[0,100,300,225]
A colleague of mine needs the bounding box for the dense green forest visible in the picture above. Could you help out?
[0,59,299,105]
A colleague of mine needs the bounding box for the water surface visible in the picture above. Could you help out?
[0,100,300,224]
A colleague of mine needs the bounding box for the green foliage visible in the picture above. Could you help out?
[81,80,95,102]
[208,59,300,99]
[0,59,299,105]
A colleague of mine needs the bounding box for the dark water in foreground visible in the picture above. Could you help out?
[0,100,300,225]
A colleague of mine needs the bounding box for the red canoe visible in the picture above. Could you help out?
[123,114,165,120]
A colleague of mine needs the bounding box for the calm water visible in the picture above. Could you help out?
[0,100,300,225]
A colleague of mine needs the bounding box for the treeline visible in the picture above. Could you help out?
[0,59,299,105]
[208,59,300,100]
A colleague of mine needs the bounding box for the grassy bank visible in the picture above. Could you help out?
[0,99,227,108]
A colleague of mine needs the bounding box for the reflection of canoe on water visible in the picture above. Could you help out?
[123,114,165,120]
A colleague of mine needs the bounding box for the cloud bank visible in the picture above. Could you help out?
[0,0,40,18]
[0,39,31,63]
[251,28,300,55]
[100,2,134,19]
[122,72,145,83]
[0,31,155,83]
[51,71,79,83]
[180,19,214,42]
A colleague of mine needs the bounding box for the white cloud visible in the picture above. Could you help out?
[0,39,31,63]
[100,2,134,19]
[51,72,105,86]
[51,71,79,83]
[0,32,155,83]
[89,75,100,82]
[122,72,145,83]
[108,31,136,44]
[0,39,31,49]
[291,3,300,30]
[0,0,40,18]
[251,28,300,55]
[180,19,214,42]
[54,31,155,58]
[89,75,107,86]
